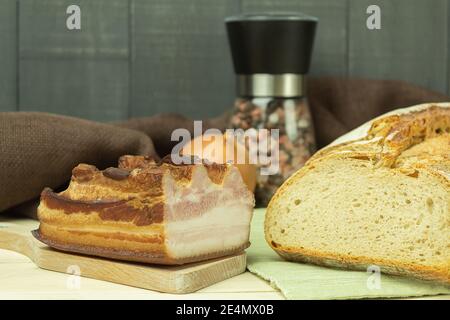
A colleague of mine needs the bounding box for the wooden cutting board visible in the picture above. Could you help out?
[0,218,247,294]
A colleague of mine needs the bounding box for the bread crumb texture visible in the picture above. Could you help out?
[265,103,450,285]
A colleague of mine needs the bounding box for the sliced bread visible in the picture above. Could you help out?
[265,103,450,284]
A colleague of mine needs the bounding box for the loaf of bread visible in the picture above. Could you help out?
[265,103,450,284]
[34,155,254,265]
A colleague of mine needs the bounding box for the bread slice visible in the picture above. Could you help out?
[265,103,450,284]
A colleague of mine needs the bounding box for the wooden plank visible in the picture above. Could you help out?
[348,0,448,94]
[18,0,129,121]
[1,249,448,299]
[0,219,247,294]
[0,219,448,299]
[130,0,240,119]
[1,233,448,299]
[242,0,348,76]
[0,247,282,298]
[0,0,17,111]
[20,60,128,120]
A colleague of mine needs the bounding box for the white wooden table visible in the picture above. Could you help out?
[0,248,284,300]
[0,218,448,300]
[2,248,449,300]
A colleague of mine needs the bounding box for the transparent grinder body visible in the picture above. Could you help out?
[231,95,315,205]
[226,13,318,205]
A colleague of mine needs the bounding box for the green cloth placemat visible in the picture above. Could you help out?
[247,209,450,300]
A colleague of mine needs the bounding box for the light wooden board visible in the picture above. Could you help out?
[0,218,247,294]
[0,249,283,300]
[0,219,448,299]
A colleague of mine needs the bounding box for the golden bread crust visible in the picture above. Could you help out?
[274,245,449,285]
[266,103,450,285]
[309,105,450,168]
[268,104,450,210]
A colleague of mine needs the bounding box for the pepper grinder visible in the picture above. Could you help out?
[225,13,318,205]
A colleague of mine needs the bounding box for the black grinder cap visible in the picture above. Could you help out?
[225,13,318,75]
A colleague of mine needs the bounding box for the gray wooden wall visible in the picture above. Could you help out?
[0,0,449,121]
